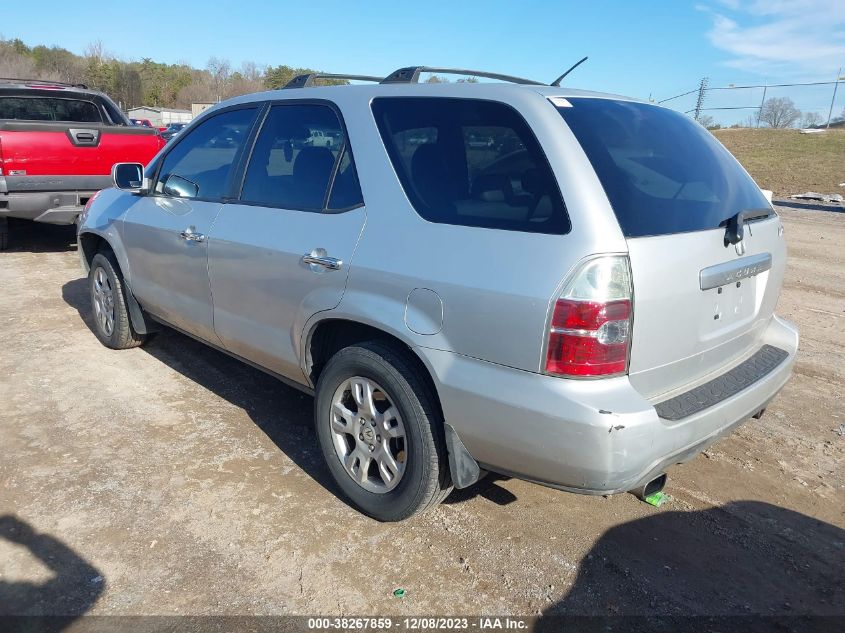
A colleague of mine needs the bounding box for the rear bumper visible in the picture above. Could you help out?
[0,191,97,224]
[0,175,111,225]
[421,314,798,494]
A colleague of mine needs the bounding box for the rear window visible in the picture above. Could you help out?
[0,97,103,123]
[556,98,769,237]
[372,97,570,235]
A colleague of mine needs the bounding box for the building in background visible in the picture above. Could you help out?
[191,102,214,118]
[126,106,192,127]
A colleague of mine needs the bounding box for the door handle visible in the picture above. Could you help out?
[302,250,343,271]
[180,227,206,242]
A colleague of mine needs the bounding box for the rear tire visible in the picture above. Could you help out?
[88,252,146,349]
[315,341,452,521]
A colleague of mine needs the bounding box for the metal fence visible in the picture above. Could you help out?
[657,71,844,128]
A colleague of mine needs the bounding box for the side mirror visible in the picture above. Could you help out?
[112,162,147,193]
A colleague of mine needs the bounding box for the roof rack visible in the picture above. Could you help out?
[0,77,88,89]
[283,73,383,89]
[381,66,542,85]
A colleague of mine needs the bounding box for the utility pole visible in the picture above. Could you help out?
[693,77,709,121]
[826,67,842,129]
[757,83,768,128]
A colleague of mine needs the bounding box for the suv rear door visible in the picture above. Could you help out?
[208,102,366,381]
[556,98,785,399]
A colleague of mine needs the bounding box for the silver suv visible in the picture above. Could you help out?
[77,68,799,521]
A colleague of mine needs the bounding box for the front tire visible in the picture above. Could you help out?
[315,342,452,521]
[88,252,146,349]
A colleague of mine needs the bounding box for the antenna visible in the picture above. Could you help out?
[550,57,588,87]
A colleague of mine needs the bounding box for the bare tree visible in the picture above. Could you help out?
[206,56,231,102]
[0,45,38,78]
[697,114,715,129]
[83,40,108,63]
[759,97,801,129]
[239,61,264,82]
[801,112,822,128]
[743,113,759,128]
[175,80,215,109]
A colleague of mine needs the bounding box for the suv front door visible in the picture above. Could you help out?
[122,106,258,341]
[208,102,366,381]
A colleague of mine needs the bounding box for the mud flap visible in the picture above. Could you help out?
[444,423,483,489]
[124,283,159,335]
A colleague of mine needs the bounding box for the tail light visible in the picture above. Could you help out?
[545,255,632,377]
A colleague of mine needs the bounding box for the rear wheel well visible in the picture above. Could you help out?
[307,320,443,421]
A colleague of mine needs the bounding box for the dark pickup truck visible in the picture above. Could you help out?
[0,79,165,249]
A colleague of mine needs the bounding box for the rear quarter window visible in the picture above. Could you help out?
[0,97,103,123]
[556,98,770,237]
[372,97,570,235]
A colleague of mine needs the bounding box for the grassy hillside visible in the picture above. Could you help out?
[713,128,845,197]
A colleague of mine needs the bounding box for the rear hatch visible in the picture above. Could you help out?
[556,98,785,399]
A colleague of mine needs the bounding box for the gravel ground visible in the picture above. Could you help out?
[0,206,843,620]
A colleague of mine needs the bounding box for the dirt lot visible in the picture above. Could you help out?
[0,208,843,621]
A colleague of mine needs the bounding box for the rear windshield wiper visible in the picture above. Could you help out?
[723,208,774,246]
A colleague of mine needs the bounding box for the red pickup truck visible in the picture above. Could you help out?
[0,79,165,249]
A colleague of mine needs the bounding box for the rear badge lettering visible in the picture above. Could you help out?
[700,253,772,290]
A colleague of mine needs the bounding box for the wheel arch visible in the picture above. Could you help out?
[303,316,483,490]
[78,231,108,273]
[79,229,157,335]
[304,317,438,397]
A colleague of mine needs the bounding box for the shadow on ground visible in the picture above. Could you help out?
[0,220,77,253]
[61,277,506,513]
[537,500,844,629]
[0,515,104,626]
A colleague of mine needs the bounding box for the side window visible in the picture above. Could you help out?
[240,104,362,210]
[371,97,570,234]
[0,97,102,123]
[155,107,257,201]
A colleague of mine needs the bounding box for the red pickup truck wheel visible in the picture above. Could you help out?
[0,218,8,251]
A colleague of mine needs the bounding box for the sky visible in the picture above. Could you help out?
[3,0,844,124]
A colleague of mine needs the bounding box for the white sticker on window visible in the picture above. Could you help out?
[548,97,573,108]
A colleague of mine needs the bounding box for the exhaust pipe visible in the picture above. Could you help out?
[630,473,667,501]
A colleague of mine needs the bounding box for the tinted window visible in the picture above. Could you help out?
[556,98,770,237]
[327,147,363,210]
[372,97,569,234]
[0,97,102,122]
[241,104,362,210]
[155,107,257,201]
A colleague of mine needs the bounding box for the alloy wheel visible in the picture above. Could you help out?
[329,376,407,493]
[92,266,115,337]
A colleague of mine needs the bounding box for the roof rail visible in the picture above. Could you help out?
[0,77,88,89]
[381,66,543,85]
[283,73,383,89]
